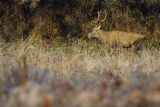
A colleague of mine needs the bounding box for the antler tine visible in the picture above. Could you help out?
[90,12,100,25]
[98,11,100,20]
[90,10,106,28]
[90,21,97,28]
[100,10,107,23]
[91,20,97,26]
[91,20,97,23]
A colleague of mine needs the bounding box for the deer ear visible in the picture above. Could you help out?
[97,25,101,29]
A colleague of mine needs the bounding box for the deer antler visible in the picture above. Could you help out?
[98,11,100,20]
[100,10,107,23]
[91,10,107,27]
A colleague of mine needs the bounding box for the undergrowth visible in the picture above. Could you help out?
[0,0,160,45]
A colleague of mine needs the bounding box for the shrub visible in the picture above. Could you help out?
[0,0,159,44]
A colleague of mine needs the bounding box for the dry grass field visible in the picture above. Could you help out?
[0,0,160,107]
[0,40,160,107]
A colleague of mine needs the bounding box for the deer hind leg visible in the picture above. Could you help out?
[133,39,144,56]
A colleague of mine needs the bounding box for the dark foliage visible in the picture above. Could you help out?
[0,0,160,43]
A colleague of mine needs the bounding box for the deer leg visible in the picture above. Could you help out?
[134,40,144,56]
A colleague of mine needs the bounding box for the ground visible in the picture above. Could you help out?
[0,39,160,107]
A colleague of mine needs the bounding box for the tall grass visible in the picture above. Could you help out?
[0,40,160,107]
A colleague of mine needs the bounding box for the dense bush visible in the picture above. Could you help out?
[0,0,160,43]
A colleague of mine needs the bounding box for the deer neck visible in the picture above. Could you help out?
[97,30,108,42]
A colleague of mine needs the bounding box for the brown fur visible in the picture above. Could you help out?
[88,26,145,52]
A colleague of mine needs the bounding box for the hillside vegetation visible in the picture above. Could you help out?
[0,0,160,45]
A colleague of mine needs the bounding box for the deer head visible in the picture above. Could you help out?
[88,25,101,38]
[88,10,107,38]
